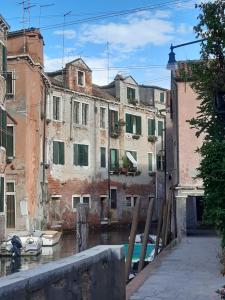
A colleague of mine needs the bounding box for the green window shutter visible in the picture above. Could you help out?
[53,141,58,164]
[136,116,142,135]
[148,119,155,136]
[6,126,13,157]
[148,153,153,172]
[157,154,161,170]
[160,92,164,103]
[126,114,132,133]
[158,121,163,137]
[59,142,64,165]
[2,110,7,148]
[2,46,7,78]
[79,144,83,165]
[114,111,118,130]
[0,177,4,212]
[100,147,106,168]
[83,145,88,166]
[74,144,78,165]
[110,149,118,170]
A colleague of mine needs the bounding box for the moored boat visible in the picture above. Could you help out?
[41,230,62,246]
[0,235,42,256]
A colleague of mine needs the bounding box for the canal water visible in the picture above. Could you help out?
[0,229,131,277]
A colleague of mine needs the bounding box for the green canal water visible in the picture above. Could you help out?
[0,229,131,277]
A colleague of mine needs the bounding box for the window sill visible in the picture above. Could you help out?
[52,119,63,123]
[73,124,88,128]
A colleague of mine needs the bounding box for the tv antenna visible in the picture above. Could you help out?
[62,10,72,69]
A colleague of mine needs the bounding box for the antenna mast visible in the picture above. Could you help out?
[62,10,72,69]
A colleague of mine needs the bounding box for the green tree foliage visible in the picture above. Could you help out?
[187,0,225,246]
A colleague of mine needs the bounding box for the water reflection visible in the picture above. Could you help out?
[0,229,130,277]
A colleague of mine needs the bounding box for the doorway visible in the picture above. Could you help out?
[6,182,15,228]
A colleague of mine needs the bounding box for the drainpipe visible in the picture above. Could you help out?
[69,97,73,141]
[41,85,47,228]
[107,102,111,221]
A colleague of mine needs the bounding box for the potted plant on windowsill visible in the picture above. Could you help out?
[148,135,158,143]
[118,119,126,126]
[129,99,138,106]
[132,134,140,140]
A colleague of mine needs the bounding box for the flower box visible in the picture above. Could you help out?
[148,135,158,143]
[132,134,140,140]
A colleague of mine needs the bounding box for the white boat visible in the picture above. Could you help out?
[41,230,62,246]
[0,235,42,256]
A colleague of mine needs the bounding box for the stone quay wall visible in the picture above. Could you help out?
[0,245,125,300]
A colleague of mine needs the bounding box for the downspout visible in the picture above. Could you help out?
[107,102,111,221]
[69,97,73,141]
[41,85,47,228]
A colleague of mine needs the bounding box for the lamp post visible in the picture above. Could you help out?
[166,39,206,71]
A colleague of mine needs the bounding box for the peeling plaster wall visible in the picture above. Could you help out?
[46,83,166,229]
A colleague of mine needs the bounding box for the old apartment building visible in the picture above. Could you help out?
[169,62,204,237]
[4,27,167,232]
[0,15,11,241]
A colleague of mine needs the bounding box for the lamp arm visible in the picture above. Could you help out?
[170,38,206,51]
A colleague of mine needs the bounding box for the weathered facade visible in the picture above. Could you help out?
[169,63,204,238]
[5,28,49,232]
[4,27,168,232]
[0,15,10,241]
[46,60,167,230]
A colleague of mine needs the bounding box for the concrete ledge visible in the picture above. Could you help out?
[126,239,178,300]
[0,245,125,300]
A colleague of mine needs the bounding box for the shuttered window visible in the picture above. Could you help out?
[109,110,118,132]
[53,96,61,121]
[6,125,14,158]
[158,120,164,137]
[125,113,142,135]
[0,108,7,148]
[160,92,165,103]
[157,154,165,171]
[148,153,153,172]
[127,87,135,102]
[0,177,4,212]
[110,188,117,209]
[82,103,88,125]
[110,149,119,170]
[100,107,106,128]
[53,141,64,165]
[100,147,106,168]
[148,119,155,136]
[74,144,89,166]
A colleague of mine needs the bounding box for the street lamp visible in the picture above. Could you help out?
[166,39,206,70]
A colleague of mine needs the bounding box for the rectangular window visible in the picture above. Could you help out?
[72,195,91,209]
[0,177,4,212]
[109,110,118,132]
[148,119,155,136]
[73,101,88,125]
[148,153,154,172]
[0,108,7,148]
[100,147,106,168]
[126,196,138,207]
[126,114,142,135]
[53,141,64,165]
[110,149,119,170]
[77,70,85,86]
[53,96,61,121]
[0,44,7,78]
[73,101,80,124]
[127,87,136,102]
[126,150,137,169]
[158,120,164,137]
[6,125,14,158]
[74,144,89,166]
[6,72,15,98]
[157,154,165,171]
[110,188,117,209]
[82,103,88,125]
[100,107,106,129]
[126,196,132,207]
[160,92,165,103]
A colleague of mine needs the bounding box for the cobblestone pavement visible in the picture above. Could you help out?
[130,237,224,300]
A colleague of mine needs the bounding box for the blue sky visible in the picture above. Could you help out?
[1,0,203,88]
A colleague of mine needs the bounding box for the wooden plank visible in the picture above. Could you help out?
[76,203,89,253]
[154,201,164,258]
[138,197,154,272]
[125,197,140,281]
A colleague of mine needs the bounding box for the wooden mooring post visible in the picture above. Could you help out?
[154,201,165,258]
[138,197,154,272]
[125,197,140,281]
[76,203,89,253]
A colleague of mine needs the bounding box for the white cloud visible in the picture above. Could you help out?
[177,23,193,34]
[79,11,175,53]
[53,29,77,39]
